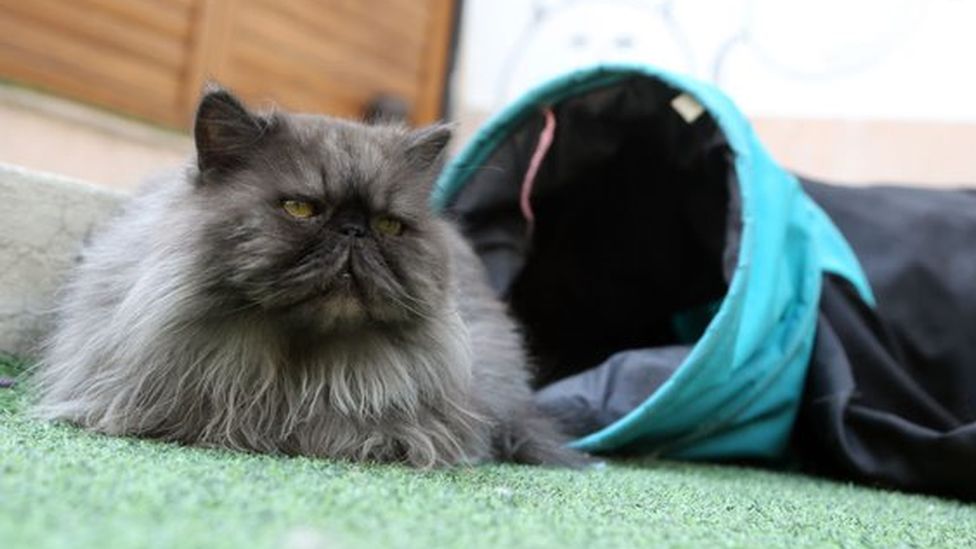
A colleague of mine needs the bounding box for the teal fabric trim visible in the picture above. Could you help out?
[434,64,874,460]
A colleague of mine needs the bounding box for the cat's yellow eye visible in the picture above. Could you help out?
[282,200,316,219]
[372,216,404,236]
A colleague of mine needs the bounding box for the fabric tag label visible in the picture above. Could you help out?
[671,93,705,124]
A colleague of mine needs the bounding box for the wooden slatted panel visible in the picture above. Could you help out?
[221,0,441,123]
[0,0,456,127]
[414,0,456,123]
[0,0,194,126]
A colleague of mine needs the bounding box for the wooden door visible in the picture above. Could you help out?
[0,0,457,128]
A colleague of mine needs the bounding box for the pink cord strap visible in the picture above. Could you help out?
[519,108,556,232]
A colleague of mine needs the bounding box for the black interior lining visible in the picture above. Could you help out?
[449,77,740,388]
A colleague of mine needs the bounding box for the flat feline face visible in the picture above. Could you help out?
[191,89,454,331]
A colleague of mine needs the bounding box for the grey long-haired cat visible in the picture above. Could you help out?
[32,87,583,468]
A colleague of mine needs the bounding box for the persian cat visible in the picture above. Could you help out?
[33,87,581,467]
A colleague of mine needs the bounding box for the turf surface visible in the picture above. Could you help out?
[2,357,974,549]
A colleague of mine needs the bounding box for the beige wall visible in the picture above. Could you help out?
[752,118,976,187]
[0,85,189,190]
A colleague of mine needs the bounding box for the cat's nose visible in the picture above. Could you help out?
[339,222,368,238]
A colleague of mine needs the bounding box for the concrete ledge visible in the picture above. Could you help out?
[0,163,124,357]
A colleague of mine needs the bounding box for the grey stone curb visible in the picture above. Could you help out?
[0,163,125,357]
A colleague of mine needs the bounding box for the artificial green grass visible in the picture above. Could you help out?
[2,357,974,549]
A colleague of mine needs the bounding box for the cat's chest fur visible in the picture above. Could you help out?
[187,310,491,466]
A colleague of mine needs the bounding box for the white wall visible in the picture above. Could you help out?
[457,0,976,122]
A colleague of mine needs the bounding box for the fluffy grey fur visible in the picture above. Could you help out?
[32,88,582,468]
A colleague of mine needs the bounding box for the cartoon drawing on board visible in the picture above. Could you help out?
[713,0,926,82]
[497,0,695,104]
[495,0,927,107]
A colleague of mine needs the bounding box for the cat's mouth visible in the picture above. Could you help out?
[311,255,358,296]
[281,277,368,328]
[333,268,362,297]
[281,265,364,310]
[276,250,410,327]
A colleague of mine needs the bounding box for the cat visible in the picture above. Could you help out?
[31,86,584,468]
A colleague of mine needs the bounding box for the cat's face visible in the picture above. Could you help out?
[190,88,454,332]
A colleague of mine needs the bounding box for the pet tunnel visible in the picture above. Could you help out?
[433,64,976,500]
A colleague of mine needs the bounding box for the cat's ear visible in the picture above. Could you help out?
[404,123,453,172]
[194,85,272,178]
